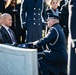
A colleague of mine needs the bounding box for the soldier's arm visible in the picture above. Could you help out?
[20,0,27,29]
[33,27,59,48]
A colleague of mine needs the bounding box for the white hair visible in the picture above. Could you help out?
[1,13,11,19]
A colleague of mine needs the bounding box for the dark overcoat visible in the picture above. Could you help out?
[34,23,68,75]
[20,0,45,42]
[60,3,69,37]
[68,0,76,75]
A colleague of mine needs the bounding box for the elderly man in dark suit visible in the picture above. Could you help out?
[20,0,45,43]
[5,0,22,44]
[0,13,17,44]
[68,0,76,75]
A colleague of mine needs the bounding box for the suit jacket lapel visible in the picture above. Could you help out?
[1,26,12,42]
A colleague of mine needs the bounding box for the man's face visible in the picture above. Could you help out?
[4,15,12,27]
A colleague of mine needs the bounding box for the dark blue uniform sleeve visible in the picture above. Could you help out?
[20,0,27,25]
[34,27,59,48]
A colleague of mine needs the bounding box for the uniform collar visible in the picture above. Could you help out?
[52,23,59,27]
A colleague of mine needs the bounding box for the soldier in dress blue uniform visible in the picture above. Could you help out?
[29,15,67,75]
[20,0,45,43]
[68,0,76,75]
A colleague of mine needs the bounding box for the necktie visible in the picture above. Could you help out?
[8,29,16,43]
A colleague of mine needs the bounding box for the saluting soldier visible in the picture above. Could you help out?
[20,0,45,43]
[68,0,76,75]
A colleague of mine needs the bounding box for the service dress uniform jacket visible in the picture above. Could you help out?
[60,3,69,37]
[0,26,16,44]
[20,0,45,42]
[34,23,68,75]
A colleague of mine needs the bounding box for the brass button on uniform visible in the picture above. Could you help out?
[34,13,36,15]
[33,23,36,25]
[38,13,40,15]
[34,8,36,10]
